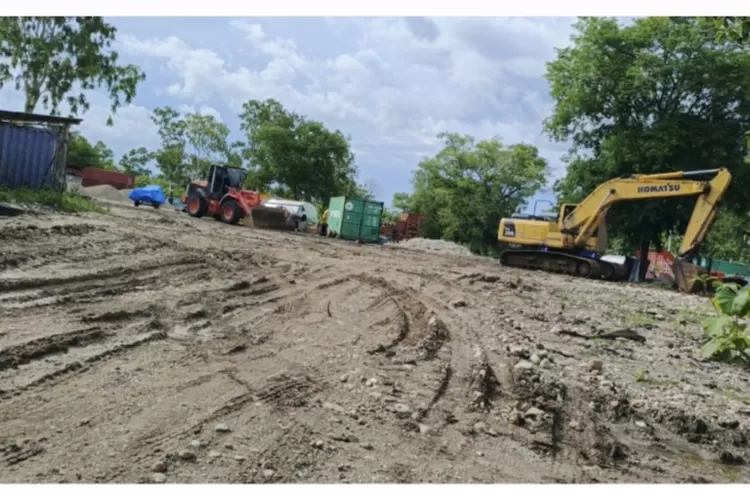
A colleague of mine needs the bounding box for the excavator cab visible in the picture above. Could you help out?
[558,204,577,225]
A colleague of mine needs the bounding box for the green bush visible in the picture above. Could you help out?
[0,187,107,213]
[700,282,750,365]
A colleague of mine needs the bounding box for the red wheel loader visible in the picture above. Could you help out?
[180,164,289,230]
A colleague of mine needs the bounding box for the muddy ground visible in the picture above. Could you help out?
[1,200,750,484]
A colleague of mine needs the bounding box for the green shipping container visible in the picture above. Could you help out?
[327,196,384,243]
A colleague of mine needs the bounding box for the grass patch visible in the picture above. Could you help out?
[0,187,107,214]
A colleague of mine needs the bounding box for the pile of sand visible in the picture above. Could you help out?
[79,185,130,203]
[396,237,474,257]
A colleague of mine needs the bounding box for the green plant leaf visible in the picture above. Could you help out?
[713,284,741,315]
[735,289,750,317]
[700,337,724,359]
[701,316,734,337]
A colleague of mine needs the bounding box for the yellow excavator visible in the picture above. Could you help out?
[497,168,732,293]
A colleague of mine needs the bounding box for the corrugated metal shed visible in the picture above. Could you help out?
[0,110,82,192]
[0,123,60,189]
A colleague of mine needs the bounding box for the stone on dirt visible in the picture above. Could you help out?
[151,473,167,484]
[514,360,534,372]
[393,403,412,418]
[323,402,345,413]
[589,360,604,373]
[177,450,196,461]
[151,460,167,473]
[214,423,231,433]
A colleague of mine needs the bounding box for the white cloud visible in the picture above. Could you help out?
[1,16,578,202]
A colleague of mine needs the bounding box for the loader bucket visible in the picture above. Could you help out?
[672,257,704,294]
[246,206,292,230]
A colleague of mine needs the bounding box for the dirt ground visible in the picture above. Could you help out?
[1,199,750,484]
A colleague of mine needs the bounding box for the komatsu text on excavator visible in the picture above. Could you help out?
[497,168,732,293]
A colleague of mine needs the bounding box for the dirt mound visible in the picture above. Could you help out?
[396,237,473,256]
[79,184,130,203]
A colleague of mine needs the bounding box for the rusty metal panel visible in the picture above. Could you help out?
[0,122,62,190]
[78,167,135,190]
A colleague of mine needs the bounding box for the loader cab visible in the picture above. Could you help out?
[186,165,247,201]
[207,164,246,195]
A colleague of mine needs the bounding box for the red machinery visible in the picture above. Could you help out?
[380,212,426,241]
[181,164,287,228]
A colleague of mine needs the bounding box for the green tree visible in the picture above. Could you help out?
[713,17,750,43]
[404,133,548,255]
[119,147,154,177]
[183,113,233,177]
[93,140,115,170]
[546,17,750,276]
[0,17,145,124]
[238,98,360,203]
[67,132,117,171]
[150,106,189,187]
[392,192,416,212]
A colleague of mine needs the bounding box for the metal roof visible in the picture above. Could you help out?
[0,109,83,126]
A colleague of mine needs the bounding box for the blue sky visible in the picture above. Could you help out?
[0,17,578,210]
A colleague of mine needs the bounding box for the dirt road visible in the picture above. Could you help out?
[1,201,749,483]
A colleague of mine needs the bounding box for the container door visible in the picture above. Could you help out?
[327,197,345,235]
[340,198,365,240]
[359,201,384,242]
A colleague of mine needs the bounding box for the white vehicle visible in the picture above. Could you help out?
[261,198,319,232]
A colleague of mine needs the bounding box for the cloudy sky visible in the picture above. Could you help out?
[0,17,578,211]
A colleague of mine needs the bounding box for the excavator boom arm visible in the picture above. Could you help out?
[676,168,732,256]
[563,168,732,249]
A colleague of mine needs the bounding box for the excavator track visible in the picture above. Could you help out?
[500,249,626,282]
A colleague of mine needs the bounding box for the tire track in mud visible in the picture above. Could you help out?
[105,367,328,482]
[0,254,207,294]
[0,326,167,401]
[434,274,688,477]
[366,273,510,419]
[239,420,321,483]
[0,440,45,467]
[0,326,109,371]
[349,273,456,420]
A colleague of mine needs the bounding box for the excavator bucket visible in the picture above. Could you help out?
[245,206,291,230]
[672,257,704,294]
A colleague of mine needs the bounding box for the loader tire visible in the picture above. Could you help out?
[220,200,242,225]
[187,195,208,218]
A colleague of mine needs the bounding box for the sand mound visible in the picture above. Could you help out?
[396,237,473,256]
[79,184,130,203]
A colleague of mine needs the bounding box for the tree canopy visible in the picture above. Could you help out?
[238,98,367,203]
[393,133,548,255]
[67,132,117,171]
[0,17,145,124]
[546,17,750,268]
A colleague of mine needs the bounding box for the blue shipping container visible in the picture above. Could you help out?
[0,122,62,190]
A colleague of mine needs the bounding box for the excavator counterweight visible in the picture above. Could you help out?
[497,168,733,292]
